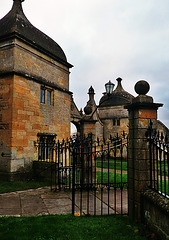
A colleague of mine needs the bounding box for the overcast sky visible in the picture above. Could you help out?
[1,0,169,127]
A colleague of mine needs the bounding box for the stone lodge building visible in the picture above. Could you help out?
[0,0,73,179]
[79,77,169,140]
[79,78,134,139]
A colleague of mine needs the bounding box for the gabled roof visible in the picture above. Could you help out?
[0,0,73,68]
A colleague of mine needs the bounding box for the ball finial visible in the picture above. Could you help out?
[135,80,150,95]
[84,106,92,115]
[13,0,25,2]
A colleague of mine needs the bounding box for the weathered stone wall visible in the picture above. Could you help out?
[99,105,128,119]
[81,119,103,140]
[0,39,70,89]
[0,40,14,72]
[101,118,128,139]
[0,75,13,176]
[0,38,71,178]
[142,189,169,240]
[98,105,129,139]
[10,74,71,172]
[82,121,99,138]
[157,120,169,137]
[33,161,58,183]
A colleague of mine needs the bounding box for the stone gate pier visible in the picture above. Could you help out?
[125,80,163,221]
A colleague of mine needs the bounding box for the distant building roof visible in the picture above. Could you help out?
[99,78,134,107]
[0,0,73,68]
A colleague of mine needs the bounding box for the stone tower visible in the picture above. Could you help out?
[0,0,73,180]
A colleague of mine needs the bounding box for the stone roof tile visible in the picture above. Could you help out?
[0,0,72,68]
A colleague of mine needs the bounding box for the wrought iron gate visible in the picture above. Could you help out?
[36,133,128,215]
[71,133,128,215]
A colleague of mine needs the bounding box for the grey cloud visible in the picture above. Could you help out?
[1,0,169,127]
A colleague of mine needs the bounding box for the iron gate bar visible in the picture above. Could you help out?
[69,141,71,190]
[101,144,103,216]
[108,142,110,215]
[167,145,169,193]
[120,137,123,214]
[114,139,117,215]
[72,148,75,215]
[164,143,167,194]
[87,146,89,215]
[80,144,83,215]
[156,139,159,192]
[94,144,97,215]
[159,142,162,194]
[57,141,60,190]
[152,140,155,189]
[64,142,67,187]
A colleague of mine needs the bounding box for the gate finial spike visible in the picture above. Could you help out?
[165,134,168,143]
[161,132,164,141]
[154,129,157,136]
[157,131,160,139]
[97,137,100,145]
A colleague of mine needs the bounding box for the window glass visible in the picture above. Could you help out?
[113,119,116,126]
[117,119,120,126]
[47,90,51,105]
[40,88,45,103]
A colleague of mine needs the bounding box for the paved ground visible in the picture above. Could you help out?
[0,187,72,217]
[0,187,128,217]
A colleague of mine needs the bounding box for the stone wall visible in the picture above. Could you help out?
[157,120,169,137]
[99,105,129,119]
[98,105,129,139]
[0,35,71,179]
[33,161,58,183]
[5,73,71,175]
[142,189,169,240]
[0,39,70,90]
[0,75,13,178]
[101,118,128,139]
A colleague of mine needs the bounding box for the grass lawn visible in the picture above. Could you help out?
[0,180,50,194]
[96,159,128,171]
[158,179,169,195]
[0,214,154,240]
[97,172,127,186]
[62,170,128,189]
[158,161,168,176]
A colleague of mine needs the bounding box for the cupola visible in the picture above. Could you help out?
[0,0,72,68]
[99,78,134,107]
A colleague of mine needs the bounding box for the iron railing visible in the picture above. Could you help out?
[146,121,169,198]
[35,132,128,215]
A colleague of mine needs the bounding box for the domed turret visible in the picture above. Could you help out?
[0,0,72,67]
